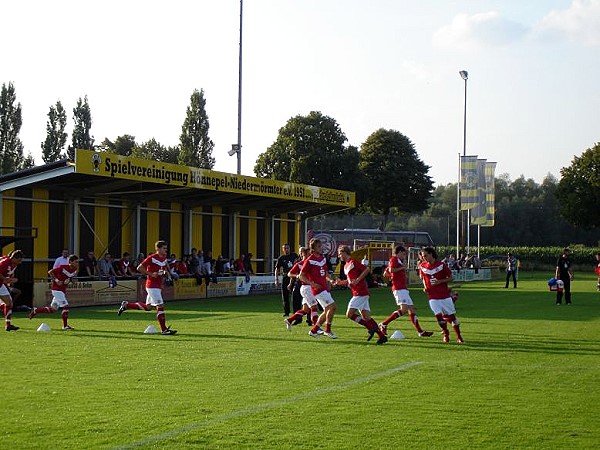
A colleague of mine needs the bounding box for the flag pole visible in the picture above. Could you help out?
[456,153,460,259]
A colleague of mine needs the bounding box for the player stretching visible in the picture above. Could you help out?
[0,250,24,331]
[419,246,464,344]
[284,247,320,331]
[117,240,177,335]
[298,238,338,339]
[335,246,387,345]
[379,245,433,338]
[29,254,79,330]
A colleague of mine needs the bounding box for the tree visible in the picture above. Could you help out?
[22,152,35,169]
[0,82,26,174]
[556,143,600,228]
[100,135,137,156]
[254,111,363,192]
[359,128,433,224]
[132,139,179,164]
[68,95,94,159]
[179,89,215,168]
[41,100,68,162]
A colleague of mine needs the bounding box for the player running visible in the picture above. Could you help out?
[335,245,387,345]
[0,250,24,331]
[378,245,433,338]
[283,247,320,331]
[117,240,177,335]
[298,238,338,339]
[419,246,464,344]
[29,254,79,330]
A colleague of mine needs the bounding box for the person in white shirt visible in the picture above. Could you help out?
[53,249,69,269]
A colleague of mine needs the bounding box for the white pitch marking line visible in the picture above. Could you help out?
[114,361,422,450]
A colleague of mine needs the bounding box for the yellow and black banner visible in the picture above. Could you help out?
[75,149,355,208]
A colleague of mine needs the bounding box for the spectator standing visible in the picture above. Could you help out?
[505,252,518,288]
[555,248,574,305]
[202,250,214,276]
[274,244,298,317]
[447,254,458,270]
[243,253,254,282]
[471,254,481,274]
[188,248,201,277]
[53,249,69,269]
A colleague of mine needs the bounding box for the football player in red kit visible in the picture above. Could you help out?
[29,254,79,330]
[117,240,177,335]
[298,238,338,339]
[379,245,433,338]
[0,250,24,331]
[419,246,464,344]
[335,245,387,345]
[284,247,320,330]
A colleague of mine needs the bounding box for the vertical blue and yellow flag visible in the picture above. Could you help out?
[471,159,488,225]
[460,155,479,210]
[482,162,497,227]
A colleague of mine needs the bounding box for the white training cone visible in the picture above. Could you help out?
[37,323,51,332]
[390,330,405,340]
[144,325,158,334]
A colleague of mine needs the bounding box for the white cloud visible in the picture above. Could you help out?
[432,11,527,51]
[535,0,600,47]
[399,60,435,83]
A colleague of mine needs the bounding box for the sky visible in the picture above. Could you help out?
[2,0,599,186]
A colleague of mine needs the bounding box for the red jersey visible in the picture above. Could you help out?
[300,253,329,295]
[419,259,452,300]
[289,260,308,285]
[343,258,369,297]
[595,262,600,276]
[174,261,189,275]
[140,253,169,289]
[388,256,407,291]
[51,264,78,292]
[118,259,134,276]
[0,256,18,287]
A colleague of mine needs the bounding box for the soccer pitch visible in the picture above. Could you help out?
[3,272,599,449]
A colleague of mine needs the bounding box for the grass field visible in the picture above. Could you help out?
[2,271,599,449]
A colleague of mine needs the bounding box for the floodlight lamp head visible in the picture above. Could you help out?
[228,148,237,156]
[459,70,468,80]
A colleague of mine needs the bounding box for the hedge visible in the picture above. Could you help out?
[435,245,600,270]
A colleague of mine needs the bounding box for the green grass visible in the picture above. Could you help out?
[2,272,600,449]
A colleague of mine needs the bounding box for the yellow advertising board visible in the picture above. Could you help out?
[75,149,355,207]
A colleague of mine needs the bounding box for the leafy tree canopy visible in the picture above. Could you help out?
[0,82,25,174]
[254,111,363,192]
[101,134,136,156]
[359,128,433,219]
[132,138,179,164]
[556,143,600,228]
[68,95,94,159]
[41,100,68,163]
[179,89,215,169]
